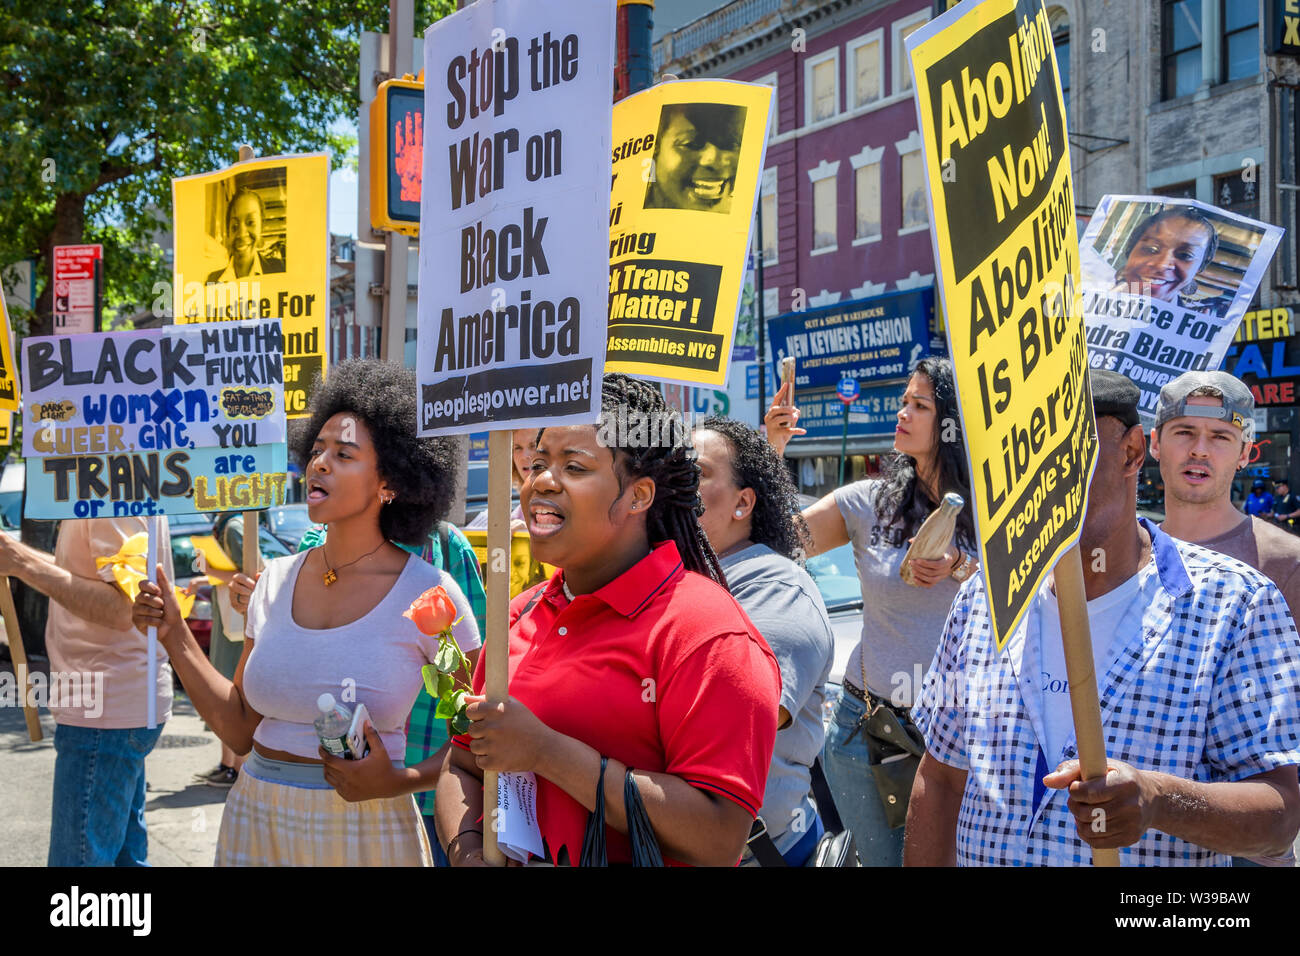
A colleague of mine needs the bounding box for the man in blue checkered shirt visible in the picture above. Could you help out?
[906,371,1300,866]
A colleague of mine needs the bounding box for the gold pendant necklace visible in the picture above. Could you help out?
[320,540,386,586]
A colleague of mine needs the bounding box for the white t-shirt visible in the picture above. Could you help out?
[241,550,481,759]
[1037,575,1142,766]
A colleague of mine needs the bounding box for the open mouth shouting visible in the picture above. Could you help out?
[306,477,330,504]
[528,499,566,538]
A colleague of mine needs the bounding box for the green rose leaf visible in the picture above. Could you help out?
[434,641,459,674]
[434,694,457,719]
[450,712,470,735]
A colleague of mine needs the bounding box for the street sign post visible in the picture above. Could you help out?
[52,244,102,335]
[836,376,859,484]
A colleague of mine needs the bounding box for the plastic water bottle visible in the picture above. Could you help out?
[314,693,353,758]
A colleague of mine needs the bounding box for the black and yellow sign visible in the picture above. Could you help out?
[0,287,18,414]
[1266,0,1300,56]
[605,80,772,387]
[172,154,329,419]
[908,0,1096,648]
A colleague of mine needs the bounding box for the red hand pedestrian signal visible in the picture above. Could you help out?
[394,110,423,203]
[370,76,423,236]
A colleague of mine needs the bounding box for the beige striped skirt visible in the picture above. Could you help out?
[215,753,432,867]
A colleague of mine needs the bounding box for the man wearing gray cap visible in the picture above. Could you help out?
[1151,370,1300,617]
[1152,371,1300,867]
[907,370,1300,866]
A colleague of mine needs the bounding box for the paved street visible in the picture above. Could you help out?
[0,651,226,867]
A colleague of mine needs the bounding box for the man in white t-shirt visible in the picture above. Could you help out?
[907,371,1300,866]
[0,516,174,866]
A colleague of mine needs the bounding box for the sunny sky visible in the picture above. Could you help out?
[329,164,359,238]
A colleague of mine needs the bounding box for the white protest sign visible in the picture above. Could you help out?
[21,321,288,519]
[1080,194,1283,421]
[415,0,615,436]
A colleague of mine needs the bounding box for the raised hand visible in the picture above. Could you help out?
[764,380,805,457]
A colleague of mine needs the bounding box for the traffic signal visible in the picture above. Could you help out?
[370,73,424,237]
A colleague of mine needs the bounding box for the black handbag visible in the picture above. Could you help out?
[579,757,665,867]
[857,698,926,830]
[747,757,859,867]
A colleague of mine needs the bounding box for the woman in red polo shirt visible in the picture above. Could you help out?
[435,374,782,866]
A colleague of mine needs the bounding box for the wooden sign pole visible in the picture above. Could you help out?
[1054,543,1120,867]
[145,514,160,729]
[482,429,512,866]
[234,144,262,582]
[0,576,41,742]
[242,513,259,583]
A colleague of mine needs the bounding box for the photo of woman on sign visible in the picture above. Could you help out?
[1080,197,1272,320]
[644,103,746,215]
[1111,207,1218,312]
[204,168,288,283]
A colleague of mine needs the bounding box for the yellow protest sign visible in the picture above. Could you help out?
[462,529,555,597]
[0,287,18,413]
[908,0,1096,648]
[171,153,329,419]
[605,80,772,387]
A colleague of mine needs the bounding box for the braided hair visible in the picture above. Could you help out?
[697,415,809,561]
[597,374,727,588]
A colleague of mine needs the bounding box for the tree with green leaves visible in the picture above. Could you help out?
[0,0,452,654]
[0,0,453,334]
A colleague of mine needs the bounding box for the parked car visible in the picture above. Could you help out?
[804,542,864,728]
[0,461,22,541]
[170,516,293,659]
[465,462,490,525]
[463,461,521,527]
[168,514,216,653]
[263,503,314,551]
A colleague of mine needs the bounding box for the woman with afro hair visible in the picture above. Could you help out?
[435,374,782,866]
[692,416,836,865]
[133,359,481,866]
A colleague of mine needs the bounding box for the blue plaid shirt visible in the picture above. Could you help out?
[912,518,1300,866]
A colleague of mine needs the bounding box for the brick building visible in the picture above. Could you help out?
[655,0,969,492]
[657,0,1297,497]
[1051,0,1296,497]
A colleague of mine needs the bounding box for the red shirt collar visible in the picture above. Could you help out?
[545,540,686,619]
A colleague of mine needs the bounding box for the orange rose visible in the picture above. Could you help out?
[404,585,458,635]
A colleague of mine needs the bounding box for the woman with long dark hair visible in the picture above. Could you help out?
[435,374,782,866]
[765,356,977,866]
[694,416,836,865]
[133,360,480,866]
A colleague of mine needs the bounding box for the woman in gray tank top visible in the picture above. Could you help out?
[765,357,977,866]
